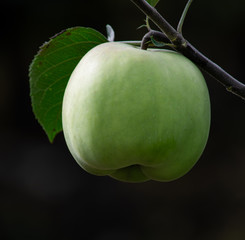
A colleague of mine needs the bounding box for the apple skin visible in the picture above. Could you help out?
[62,42,211,182]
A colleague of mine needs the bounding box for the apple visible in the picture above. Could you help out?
[62,42,210,182]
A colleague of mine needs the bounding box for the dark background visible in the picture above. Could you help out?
[1,0,245,239]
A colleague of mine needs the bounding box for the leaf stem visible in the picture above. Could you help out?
[117,40,142,45]
[116,40,169,49]
[145,16,151,30]
[177,0,194,34]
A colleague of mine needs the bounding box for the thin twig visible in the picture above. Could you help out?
[130,0,184,45]
[130,0,245,100]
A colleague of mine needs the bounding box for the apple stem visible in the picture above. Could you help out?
[141,30,170,50]
[130,0,245,100]
[177,0,194,34]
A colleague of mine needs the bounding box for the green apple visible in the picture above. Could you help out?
[62,42,210,182]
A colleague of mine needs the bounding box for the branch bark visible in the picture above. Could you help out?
[130,0,245,100]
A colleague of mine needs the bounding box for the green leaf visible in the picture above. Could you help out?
[146,0,160,7]
[29,27,108,142]
[150,36,166,47]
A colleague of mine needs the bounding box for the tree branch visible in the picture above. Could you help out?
[130,0,245,100]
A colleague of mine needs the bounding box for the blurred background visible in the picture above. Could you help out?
[1,0,245,239]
